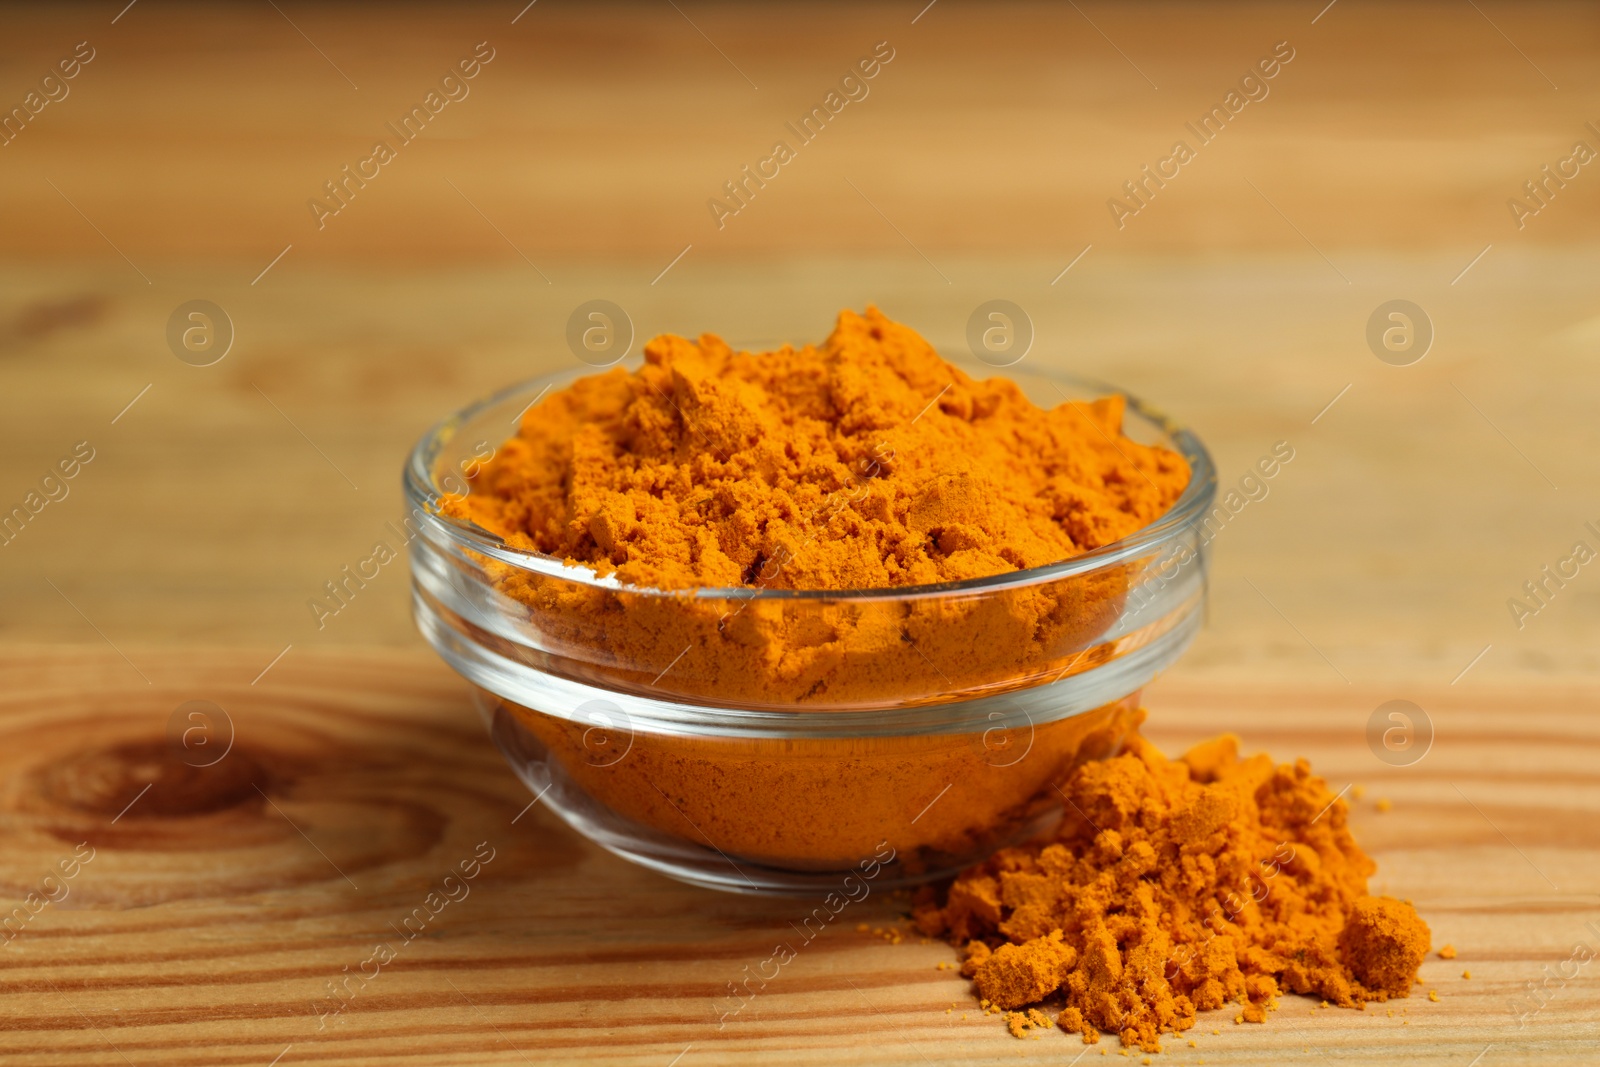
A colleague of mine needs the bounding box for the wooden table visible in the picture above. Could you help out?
[2,648,1596,1065]
[3,2,1598,1063]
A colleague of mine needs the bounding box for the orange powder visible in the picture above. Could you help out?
[445,308,1190,706]
[453,307,1187,591]
[437,309,1194,871]
[914,733,1431,1053]
[496,692,1142,868]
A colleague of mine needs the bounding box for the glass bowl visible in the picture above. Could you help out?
[405,362,1216,894]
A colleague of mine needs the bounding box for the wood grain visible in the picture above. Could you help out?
[0,2,1595,264]
[1,647,1595,1065]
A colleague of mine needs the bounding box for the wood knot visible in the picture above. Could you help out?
[37,740,265,820]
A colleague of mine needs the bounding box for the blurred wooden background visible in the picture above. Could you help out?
[1,3,1598,1063]
[1,0,1596,682]
[2,1,1597,257]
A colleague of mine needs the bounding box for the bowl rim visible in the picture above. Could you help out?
[402,360,1217,602]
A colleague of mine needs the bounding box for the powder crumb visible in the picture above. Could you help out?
[1005,1009,1053,1038]
[1463,970,1471,979]
[1341,896,1431,996]
[872,925,905,945]
[1188,1040,1197,1048]
[1376,798,1393,813]
[1428,990,1440,1002]
[1438,944,1456,959]
[972,930,1077,1010]
[1352,785,1366,799]
[917,733,1430,1053]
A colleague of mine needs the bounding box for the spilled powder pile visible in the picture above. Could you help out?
[450,306,1189,591]
[914,733,1430,1053]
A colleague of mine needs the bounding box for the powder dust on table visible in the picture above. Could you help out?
[914,731,1431,1054]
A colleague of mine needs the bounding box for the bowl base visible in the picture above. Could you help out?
[485,697,1064,896]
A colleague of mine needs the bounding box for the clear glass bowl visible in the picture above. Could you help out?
[405,363,1216,894]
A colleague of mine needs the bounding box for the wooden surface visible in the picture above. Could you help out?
[7,251,1600,682]
[0,2,1597,259]
[3,2,1600,1063]
[3,2,1599,680]
[0,647,1594,1066]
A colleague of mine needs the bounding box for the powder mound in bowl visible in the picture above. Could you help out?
[449,306,1189,591]
[914,733,1431,1053]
